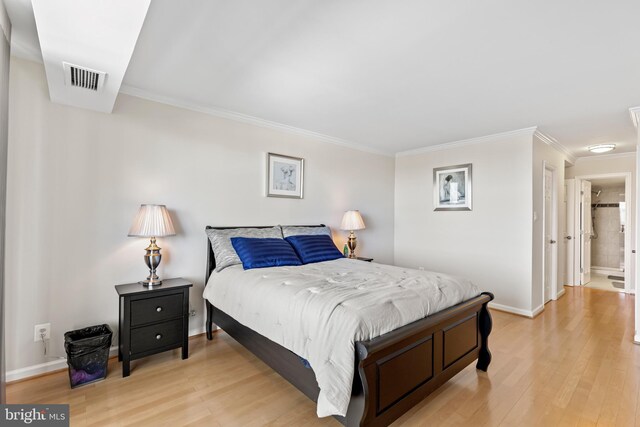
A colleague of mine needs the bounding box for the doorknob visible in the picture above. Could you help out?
[550,240,557,244]
[565,236,572,240]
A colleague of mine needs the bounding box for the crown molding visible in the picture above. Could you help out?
[395,126,538,158]
[0,0,11,43]
[119,84,394,158]
[574,151,636,162]
[629,106,640,129]
[533,130,576,164]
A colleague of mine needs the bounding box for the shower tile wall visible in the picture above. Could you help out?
[592,185,624,270]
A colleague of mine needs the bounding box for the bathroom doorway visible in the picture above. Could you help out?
[566,173,632,292]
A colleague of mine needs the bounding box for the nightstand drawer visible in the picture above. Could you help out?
[130,319,182,355]
[130,293,183,326]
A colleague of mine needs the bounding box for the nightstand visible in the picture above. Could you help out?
[356,257,373,262]
[115,278,193,377]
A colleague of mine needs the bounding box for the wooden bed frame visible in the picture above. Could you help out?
[204,225,494,427]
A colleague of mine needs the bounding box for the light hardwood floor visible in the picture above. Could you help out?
[7,286,640,426]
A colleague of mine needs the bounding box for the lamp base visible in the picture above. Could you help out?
[347,231,357,258]
[140,237,163,287]
[139,279,163,287]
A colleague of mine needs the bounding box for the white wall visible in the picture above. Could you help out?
[0,0,10,403]
[636,142,640,343]
[566,153,636,179]
[394,130,534,314]
[5,58,396,373]
[532,136,569,310]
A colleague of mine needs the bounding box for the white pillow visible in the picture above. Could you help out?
[207,226,283,271]
[281,225,331,238]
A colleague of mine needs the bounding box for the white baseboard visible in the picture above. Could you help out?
[6,346,119,383]
[7,327,208,383]
[189,325,207,336]
[7,359,68,382]
[634,333,640,345]
[555,288,566,299]
[488,302,542,318]
[531,304,544,317]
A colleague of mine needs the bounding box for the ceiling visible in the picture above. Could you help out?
[30,0,150,112]
[5,0,640,156]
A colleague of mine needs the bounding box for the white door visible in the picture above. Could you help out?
[580,180,592,284]
[565,179,576,285]
[544,168,556,303]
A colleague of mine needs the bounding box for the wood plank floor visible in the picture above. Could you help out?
[7,286,640,426]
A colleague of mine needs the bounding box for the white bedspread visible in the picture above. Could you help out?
[203,258,479,417]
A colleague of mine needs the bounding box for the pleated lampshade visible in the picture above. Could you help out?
[340,210,366,231]
[128,204,176,237]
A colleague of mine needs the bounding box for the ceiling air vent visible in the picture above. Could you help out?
[63,62,106,92]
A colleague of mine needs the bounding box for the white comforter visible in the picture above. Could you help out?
[203,258,479,417]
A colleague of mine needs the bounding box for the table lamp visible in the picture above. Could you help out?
[128,204,176,286]
[340,210,365,258]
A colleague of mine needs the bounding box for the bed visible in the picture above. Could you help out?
[204,225,493,427]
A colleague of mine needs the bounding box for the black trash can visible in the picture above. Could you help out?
[64,324,113,388]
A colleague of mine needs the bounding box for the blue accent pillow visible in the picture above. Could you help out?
[230,237,302,270]
[285,234,344,264]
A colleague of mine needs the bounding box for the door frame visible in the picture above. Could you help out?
[573,172,633,293]
[542,161,559,303]
[564,179,578,286]
[580,179,593,285]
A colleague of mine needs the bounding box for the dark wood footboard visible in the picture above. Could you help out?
[354,292,493,426]
[205,292,493,427]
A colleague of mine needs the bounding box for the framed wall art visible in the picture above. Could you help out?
[266,153,304,199]
[433,163,472,211]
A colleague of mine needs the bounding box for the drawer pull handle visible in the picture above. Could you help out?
[156,334,162,340]
[156,306,163,312]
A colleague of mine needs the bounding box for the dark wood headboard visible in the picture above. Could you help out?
[204,224,326,284]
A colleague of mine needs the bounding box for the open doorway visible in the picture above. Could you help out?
[586,177,627,291]
[566,173,632,293]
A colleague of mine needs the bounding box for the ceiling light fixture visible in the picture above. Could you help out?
[588,144,616,154]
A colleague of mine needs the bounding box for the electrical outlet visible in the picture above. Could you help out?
[34,323,51,342]
[190,309,197,317]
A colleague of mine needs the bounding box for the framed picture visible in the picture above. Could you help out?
[266,153,304,198]
[433,163,472,211]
